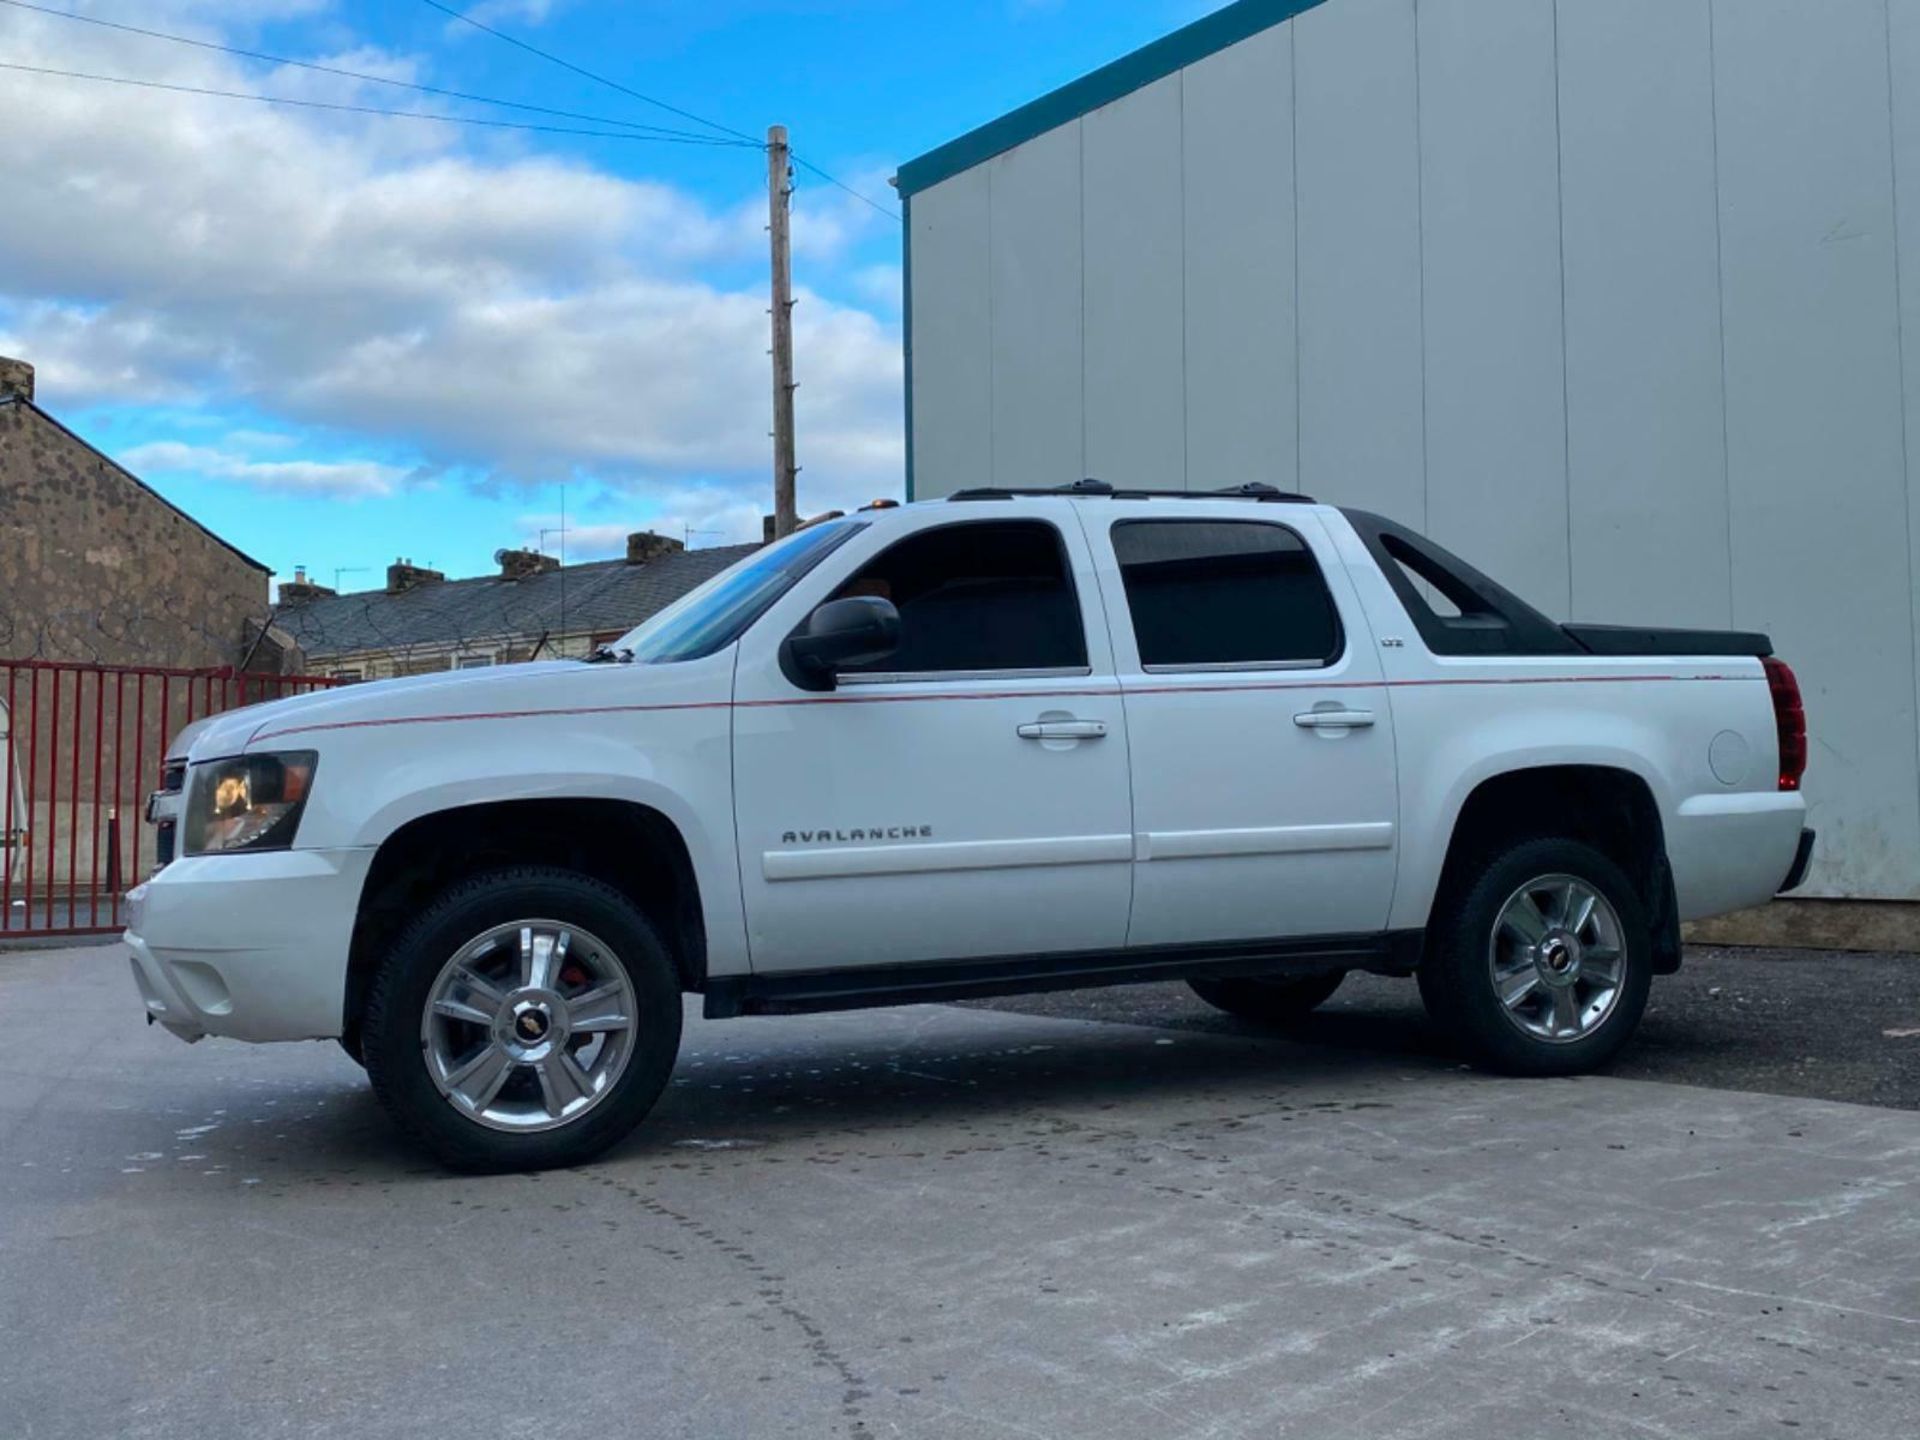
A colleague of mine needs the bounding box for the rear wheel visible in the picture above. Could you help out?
[1188,970,1346,1025]
[361,866,682,1172]
[1418,836,1651,1075]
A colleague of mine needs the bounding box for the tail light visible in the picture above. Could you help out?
[1764,657,1807,792]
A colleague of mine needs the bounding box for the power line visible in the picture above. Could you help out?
[0,60,763,145]
[418,0,758,144]
[792,154,899,223]
[0,0,740,143]
[418,0,901,222]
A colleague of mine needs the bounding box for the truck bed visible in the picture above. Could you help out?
[1562,624,1774,658]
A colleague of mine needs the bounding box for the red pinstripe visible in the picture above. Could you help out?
[244,670,1760,747]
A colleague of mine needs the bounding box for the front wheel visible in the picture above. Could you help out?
[1417,837,1651,1076]
[361,866,683,1172]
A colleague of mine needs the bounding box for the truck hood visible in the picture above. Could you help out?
[174,661,597,761]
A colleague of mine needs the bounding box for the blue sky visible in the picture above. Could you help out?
[0,0,1221,590]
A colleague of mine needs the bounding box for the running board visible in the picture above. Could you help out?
[702,930,1424,1019]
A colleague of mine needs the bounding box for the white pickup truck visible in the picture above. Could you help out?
[128,484,1814,1170]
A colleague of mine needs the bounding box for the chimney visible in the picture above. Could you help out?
[277,565,336,604]
[0,355,33,403]
[386,557,445,594]
[625,530,685,566]
[495,547,561,582]
[762,514,777,544]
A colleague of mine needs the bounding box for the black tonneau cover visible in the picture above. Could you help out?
[1562,624,1773,659]
[1340,509,1776,659]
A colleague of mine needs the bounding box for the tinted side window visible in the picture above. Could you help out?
[1112,520,1342,668]
[832,521,1086,676]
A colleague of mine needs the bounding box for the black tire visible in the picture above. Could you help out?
[1188,970,1346,1025]
[361,865,682,1172]
[1417,836,1652,1076]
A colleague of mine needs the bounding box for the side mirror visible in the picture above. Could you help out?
[781,596,901,689]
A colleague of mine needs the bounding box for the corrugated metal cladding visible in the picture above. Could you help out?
[901,0,1920,904]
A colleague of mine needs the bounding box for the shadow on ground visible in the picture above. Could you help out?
[969,944,1920,1110]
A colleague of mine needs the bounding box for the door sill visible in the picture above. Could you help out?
[703,931,1424,1018]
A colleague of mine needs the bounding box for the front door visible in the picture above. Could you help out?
[732,511,1135,974]
[1080,509,1400,949]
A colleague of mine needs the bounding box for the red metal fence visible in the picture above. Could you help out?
[1,661,340,938]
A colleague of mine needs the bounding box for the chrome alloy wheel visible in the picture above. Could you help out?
[1487,875,1627,1044]
[420,920,638,1133]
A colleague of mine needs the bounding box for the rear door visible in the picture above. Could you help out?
[731,507,1135,974]
[1081,508,1400,948]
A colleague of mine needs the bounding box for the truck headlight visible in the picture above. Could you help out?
[183,752,318,856]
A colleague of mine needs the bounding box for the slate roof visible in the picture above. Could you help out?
[275,544,760,660]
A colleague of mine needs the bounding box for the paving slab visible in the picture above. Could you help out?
[2,944,1917,1439]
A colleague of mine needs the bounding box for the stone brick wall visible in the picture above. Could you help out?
[0,401,269,668]
[0,395,281,906]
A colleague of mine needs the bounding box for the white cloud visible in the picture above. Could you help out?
[222,428,301,450]
[0,3,903,537]
[850,263,904,313]
[450,0,564,32]
[529,520,636,562]
[513,490,768,561]
[122,440,406,499]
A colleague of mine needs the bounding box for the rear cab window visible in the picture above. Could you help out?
[1109,519,1344,671]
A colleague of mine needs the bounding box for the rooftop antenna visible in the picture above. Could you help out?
[333,565,371,591]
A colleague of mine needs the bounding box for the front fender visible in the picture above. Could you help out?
[269,656,747,975]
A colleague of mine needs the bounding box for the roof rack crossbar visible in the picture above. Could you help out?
[947,479,1315,504]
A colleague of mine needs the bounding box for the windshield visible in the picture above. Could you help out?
[614,519,867,664]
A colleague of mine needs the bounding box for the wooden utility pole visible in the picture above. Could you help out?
[767,124,799,539]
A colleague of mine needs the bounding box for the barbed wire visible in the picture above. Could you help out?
[0,587,575,675]
[0,538,750,681]
[0,587,262,670]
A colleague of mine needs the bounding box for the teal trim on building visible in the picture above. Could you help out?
[901,191,915,501]
[895,0,1330,198]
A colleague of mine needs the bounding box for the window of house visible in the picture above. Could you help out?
[1111,520,1342,670]
[456,655,494,669]
[330,669,363,684]
[829,520,1087,677]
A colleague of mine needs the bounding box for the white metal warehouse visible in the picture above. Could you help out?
[896,0,1920,919]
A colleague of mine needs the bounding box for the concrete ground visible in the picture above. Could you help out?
[3,945,1917,1440]
[973,945,1920,1112]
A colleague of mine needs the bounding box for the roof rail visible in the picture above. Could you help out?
[947,478,1315,504]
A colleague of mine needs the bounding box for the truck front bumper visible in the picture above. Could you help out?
[124,847,373,1043]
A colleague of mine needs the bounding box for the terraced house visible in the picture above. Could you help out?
[273,532,758,682]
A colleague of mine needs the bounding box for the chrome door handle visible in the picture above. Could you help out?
[1018,720,1108,741]
[1294,709,1376,730]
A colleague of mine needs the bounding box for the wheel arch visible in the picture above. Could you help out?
[342,798,706,1051]
[1420,764,1681,975]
